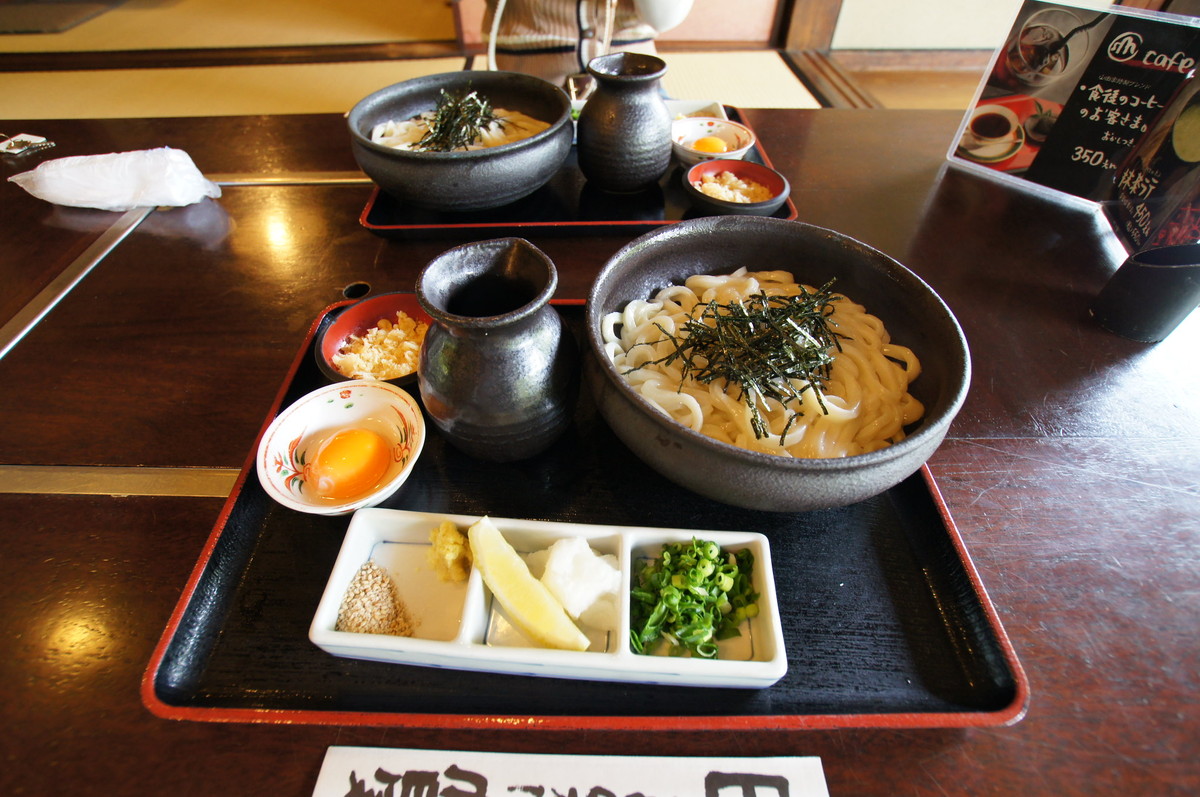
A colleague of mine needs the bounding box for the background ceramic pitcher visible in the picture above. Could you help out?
[576,52,672,193]
[416,237,579,461]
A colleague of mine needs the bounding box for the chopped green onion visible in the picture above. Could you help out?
[629,538,759,659]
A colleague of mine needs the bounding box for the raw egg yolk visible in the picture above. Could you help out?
[691,135,729,154]
[311,428,390,500]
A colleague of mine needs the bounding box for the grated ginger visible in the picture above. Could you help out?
[428,519,472,582]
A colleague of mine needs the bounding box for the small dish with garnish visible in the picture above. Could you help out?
[309,509,787,687]
[683,159,790,217]
[315,292,432,387]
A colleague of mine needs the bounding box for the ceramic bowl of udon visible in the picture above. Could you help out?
[584,216,970,512]
[347,71,574,212]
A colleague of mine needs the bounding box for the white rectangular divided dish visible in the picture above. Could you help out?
[310,509,787,688]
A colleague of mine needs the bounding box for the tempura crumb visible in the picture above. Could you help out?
[332,311,428,380]
[428,519,472,582]
[696,171,773,203]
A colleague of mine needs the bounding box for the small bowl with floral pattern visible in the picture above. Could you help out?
[255,380,425,515]
[671,116,755,166]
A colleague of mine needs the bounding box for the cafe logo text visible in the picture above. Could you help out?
[1106,31,1196,74]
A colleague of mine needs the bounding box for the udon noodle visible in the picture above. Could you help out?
[601,268,924,458]
[370,108,549,151]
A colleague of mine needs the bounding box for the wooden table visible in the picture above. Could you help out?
[1,109,1196,795]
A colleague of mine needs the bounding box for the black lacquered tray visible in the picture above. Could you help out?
[143,304,1028,730]
[358,111,797,239]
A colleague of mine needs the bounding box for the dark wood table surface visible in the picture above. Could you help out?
[1,109,1196,795]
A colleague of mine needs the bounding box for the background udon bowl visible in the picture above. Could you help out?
[584,216,971,512]
[347,71,574,212]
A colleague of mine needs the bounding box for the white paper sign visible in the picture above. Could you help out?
[313,746,828,797]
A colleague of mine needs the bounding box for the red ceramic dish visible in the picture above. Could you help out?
[315,291,432,386]
[683,159,791,216]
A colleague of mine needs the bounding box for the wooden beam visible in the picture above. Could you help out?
[782,48,880,108]
[784,0,843,51]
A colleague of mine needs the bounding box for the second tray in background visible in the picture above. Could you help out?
[359,107,796,238]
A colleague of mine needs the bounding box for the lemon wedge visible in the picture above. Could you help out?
[468,516,590,651]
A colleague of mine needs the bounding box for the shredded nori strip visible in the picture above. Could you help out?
[625,280,844,441]
[413,87,502,152]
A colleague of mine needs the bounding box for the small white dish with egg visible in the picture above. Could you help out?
[255,380,425,516]
[671,116,756,166]
[309,509,787,688]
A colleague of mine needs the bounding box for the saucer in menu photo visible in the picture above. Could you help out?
[958,125,1025,164]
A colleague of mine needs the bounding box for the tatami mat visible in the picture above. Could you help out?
[0,0,818,119]
[0,50,817,120]
[659,51,819,109]
[0,58,469,119]
[0,0,456,52]
[0,2,119,35]
[4,57,480,120]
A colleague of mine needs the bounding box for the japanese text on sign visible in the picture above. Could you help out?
[312,748,830,797]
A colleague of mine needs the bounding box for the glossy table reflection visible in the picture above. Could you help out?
[0,110,1197,796]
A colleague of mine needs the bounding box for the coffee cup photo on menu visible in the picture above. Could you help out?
[957,104,1024,163]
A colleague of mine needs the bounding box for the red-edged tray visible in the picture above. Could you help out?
[358,109,797,238]
[143,301,1029,730]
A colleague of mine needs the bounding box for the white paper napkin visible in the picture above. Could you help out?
[8,146,221,211]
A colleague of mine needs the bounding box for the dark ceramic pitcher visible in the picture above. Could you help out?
[576,52,672,193]
[416,238,578,461]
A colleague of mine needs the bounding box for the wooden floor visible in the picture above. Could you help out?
[834,50,992,111]
[847,66,983,110]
